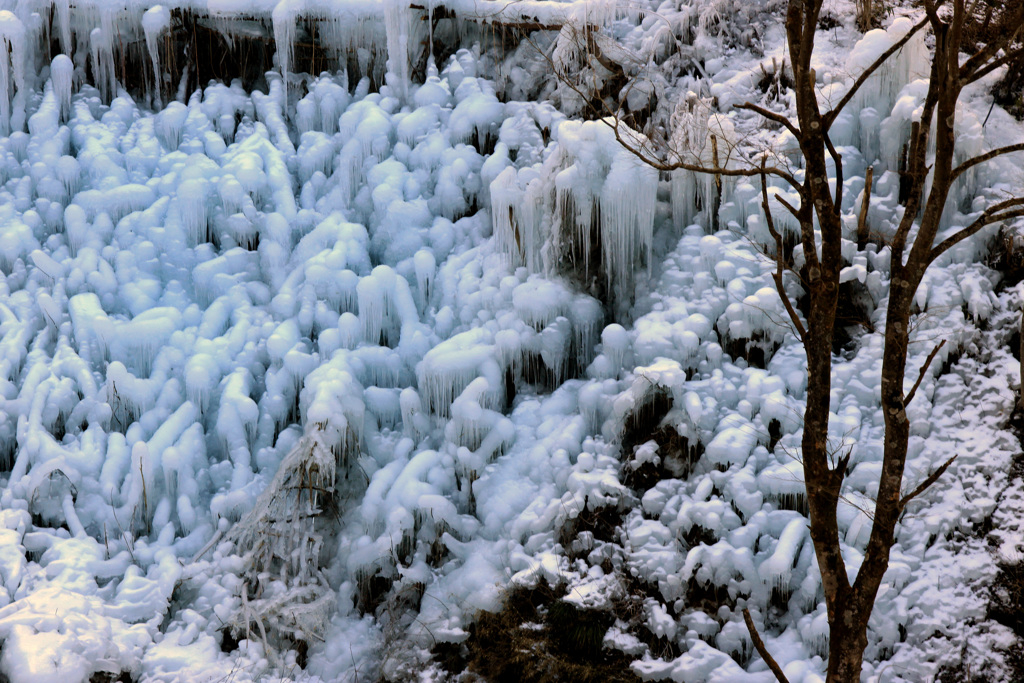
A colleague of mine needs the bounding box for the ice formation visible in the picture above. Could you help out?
[832,17,930,166]
[491,118,659,306]
[142,6,171,107]
[0,12,26,137]
[0,3,1016,683]
[669,92,738,231]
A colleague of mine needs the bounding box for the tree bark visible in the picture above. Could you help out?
[1020,309,1024,409]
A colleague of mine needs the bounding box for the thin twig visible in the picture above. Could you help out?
[930,198,1024,261]
[190,527,226,564]
[760,162,807,342]
[517,28,806,193]
[950,142,1024,183]
[823,16,930,130]
[899,454,958,510]
[904,339,946,406]
[735,102,801,138]
[742,608,790,683]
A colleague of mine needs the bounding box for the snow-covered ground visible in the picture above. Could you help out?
[0,0,1022,681]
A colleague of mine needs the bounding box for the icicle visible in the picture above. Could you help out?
[601,324,630,372]
[946,105,985,227]
[844,18,930,168]
[760,518,805,599]
[272,0,300,106]
[142,5,170,108]
[296,94,318,135]
[53,0,70,56]
[50,54,72,123]
[494,328,522,377]
[671,168,698,230]
[538,317,572,383]
[568,294,603,369]
[0,11,25,137]
[90,26,113,103]
[318,91,341,135]
[178,178,209,246]
[185,354,219,416]
[417,329,497,417]
[357,268,391,346]
[804,611,830,657]
[601,154,657,296]
[513,279,571,331]
[413,248,435,306]
[384,0,412,100]
[491,166,545,272]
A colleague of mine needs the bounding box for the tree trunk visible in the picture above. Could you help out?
[826,611,869,681]
[1020,309,1024,409]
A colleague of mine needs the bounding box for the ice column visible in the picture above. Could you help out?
[50,54,73,122]
[0,11,25,136]
[142,5,170,107]
[53,0,71,55]
[272,0,300,105]
[384,0,412,99]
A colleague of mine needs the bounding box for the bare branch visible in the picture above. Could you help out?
[761,162,807,342]
[893,119,930,256]
[711,134,723,232]
[950,143,1024,183]
[899,454,957,510]
[606,119,806,191]
[903,339,946,406]
[775,193,801,222]
[929,198,1024,262]
[959,6,1024,85]
[966,44,1024,85]
[742,608,791,683]
[822,16,930,131]
[736,102,801,139]
[517,26,811,193]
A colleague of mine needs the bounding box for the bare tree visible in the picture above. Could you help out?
[540,0,1024,680]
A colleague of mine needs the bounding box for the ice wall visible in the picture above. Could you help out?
[831,17,929,168]
[491,118,659,307]
[0,0,606,120]
[0,12,26,136]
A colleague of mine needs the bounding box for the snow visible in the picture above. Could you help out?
[0,1,1017,682]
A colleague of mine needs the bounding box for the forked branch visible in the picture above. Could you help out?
[965,44,1024,85]
[929,198,1024,261]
